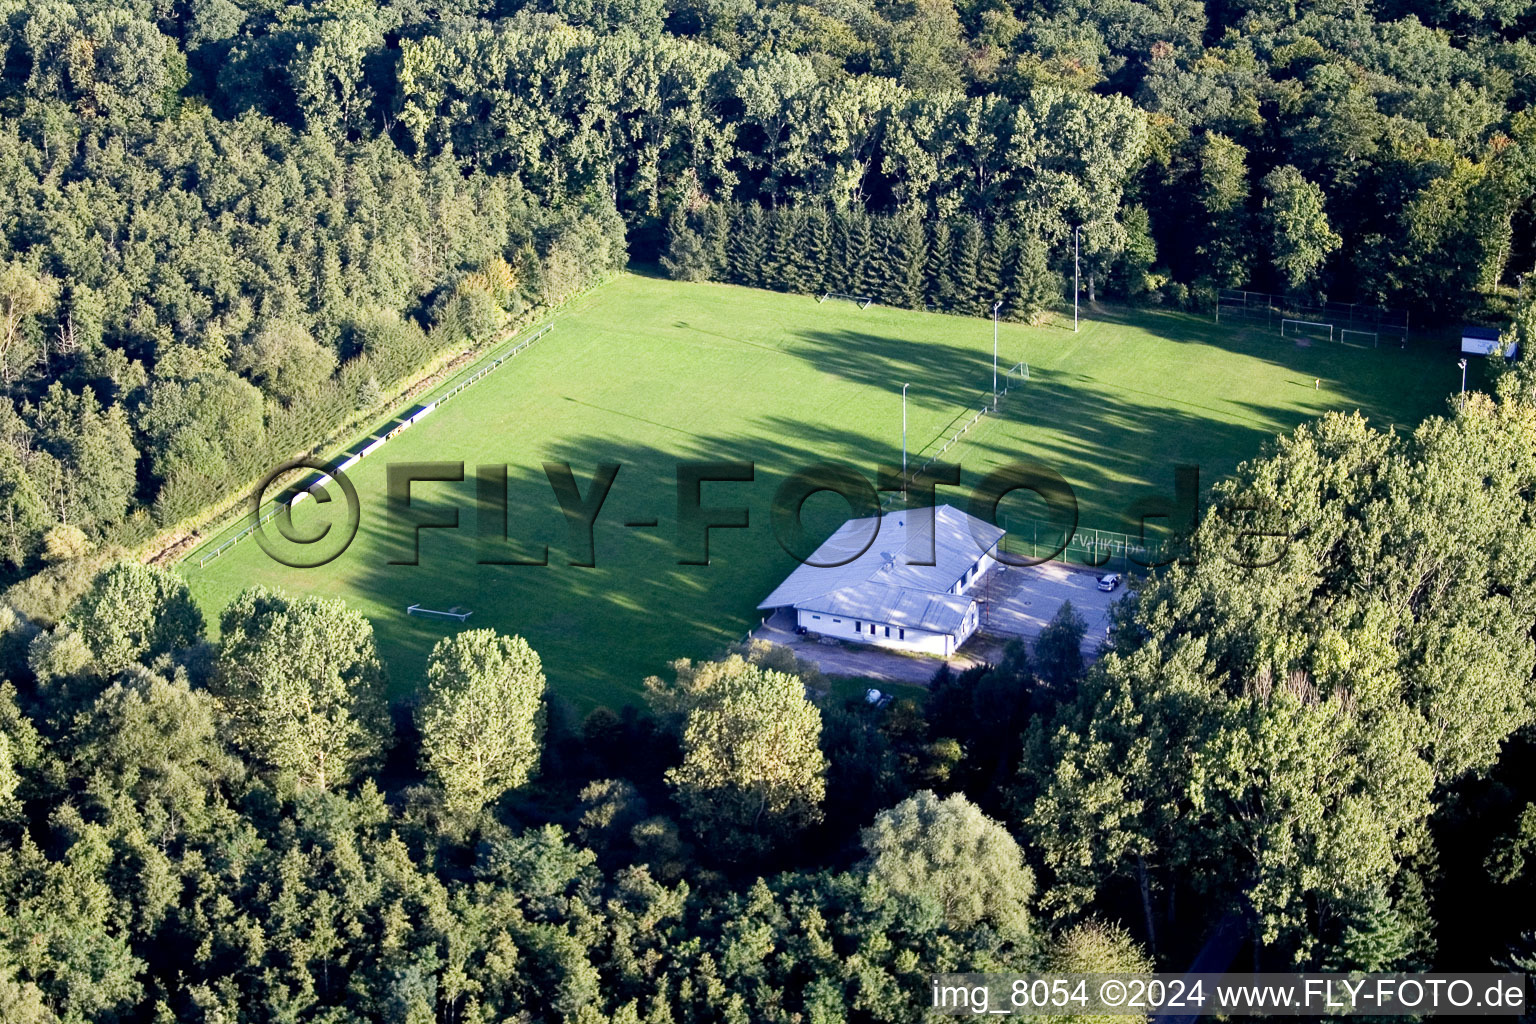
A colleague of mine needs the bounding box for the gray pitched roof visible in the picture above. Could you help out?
[757,504,1003,623]
[794,582,975,633]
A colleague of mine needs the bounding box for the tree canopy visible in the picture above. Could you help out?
[418,628,547,813]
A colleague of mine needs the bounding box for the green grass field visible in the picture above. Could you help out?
[180,273,1460,710]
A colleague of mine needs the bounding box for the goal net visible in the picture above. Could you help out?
[1281,319,1334,343]
[407,604,473,622]
[819,292,874,309]
[1340,329,1378,348]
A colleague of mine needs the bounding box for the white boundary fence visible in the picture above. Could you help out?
[915,362,1030,474]
[187,322,555,568]
[883,361,1032,506]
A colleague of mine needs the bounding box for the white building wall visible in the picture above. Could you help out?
[956,602,979,646]
[956,548,999,595]
[796,607,965,657]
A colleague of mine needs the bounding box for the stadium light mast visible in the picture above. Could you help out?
[902,383,911,496]
[1073,225,1081,333]
[992,300,1002,407]
[1458,358,1468,410]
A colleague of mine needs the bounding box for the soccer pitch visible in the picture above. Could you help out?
[180,273,1456,709]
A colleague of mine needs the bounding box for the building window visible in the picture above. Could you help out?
[899,628,905,640]
[884,626,890,637]
[833,619,842,624]
[811,615,821,620]
[855,621,862,632]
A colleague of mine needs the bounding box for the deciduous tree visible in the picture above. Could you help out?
[662,657,827,861]
[214,586,390,790]
[860,789,1034,936]
[418,629,546,813]
[1261,165,1341,292]
[63,562,204,676]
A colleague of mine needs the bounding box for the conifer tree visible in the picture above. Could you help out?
[1008,228,1062,324]
[777,207,812,294]
[801,206,832,296]
[979,221,1010,312]
[701,202,731,280]
[839,208,874,297]
[761,207,790,291]
[728,203,767,288]
[890,213,928,309]
[926,219,954,310]
[829,208,852,294]
[660,206,710,282]
[864,215,898,302]
[950,215,983,315]
[1324,884,1416,972]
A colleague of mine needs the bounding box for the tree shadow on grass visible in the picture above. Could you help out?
[324,378,1336,714]
[211,289,1456,715]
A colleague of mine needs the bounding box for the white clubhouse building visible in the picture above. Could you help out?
[758,504,1004,657]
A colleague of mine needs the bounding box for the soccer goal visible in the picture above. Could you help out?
[819,292,874,310]
[1281,319,1334,343]
[1340,329,1378,348]
[406,604,473,622]
[1006,361,1029,385]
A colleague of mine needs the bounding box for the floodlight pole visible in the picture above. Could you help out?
[902,382,911,496]
[992,300,1002,408]
[1073,225,1081,333]
[1458,358,1468,411]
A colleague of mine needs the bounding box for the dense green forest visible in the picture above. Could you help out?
[0,0,1535,1019]
[4,355,1536,1020]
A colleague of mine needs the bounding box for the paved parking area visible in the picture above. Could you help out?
[975,560,1121,655]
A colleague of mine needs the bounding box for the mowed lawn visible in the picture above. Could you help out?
[180,273,1458,710]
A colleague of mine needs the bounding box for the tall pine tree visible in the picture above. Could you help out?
[661,206,710,282]
[762,207,792,292]
[778,207,811,294]
[801,206,832,296]
[864,215,898,303]
[950,216,983,315]
[835,208,874,296]
[729,204,767,288]
[927,219,954,311]
[891,213,929,309]
[1007,228,1062,324]
[979,221,1010,312]
[701,202,731,280]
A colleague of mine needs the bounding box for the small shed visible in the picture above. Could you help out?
[1462,326,1514,357]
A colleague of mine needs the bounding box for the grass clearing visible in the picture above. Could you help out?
[180,273,1459,711]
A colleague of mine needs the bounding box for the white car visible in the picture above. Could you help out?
[1097,573,1122,592]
